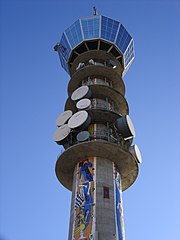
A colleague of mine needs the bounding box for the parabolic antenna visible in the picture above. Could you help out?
[76,131,90,142]
[55,110,73,127]
[115,115,135,139]
[68,110,91,129]
[76,98,91,110]
[71,86,91,101]
[129,144,142,164]
[53,124,71,145]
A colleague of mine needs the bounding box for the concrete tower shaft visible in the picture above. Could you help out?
[54,14,142,240]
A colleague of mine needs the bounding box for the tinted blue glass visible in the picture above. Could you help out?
[65,20,83,48]
[101,16,119,43]
[124,40,134,67]
[115,24,132,53]
[81,16,100,40]
[58,15,134,75]
[59,52,68,72]
[125,53,133,66]
[121,37,130,53]
[59,33,71,61]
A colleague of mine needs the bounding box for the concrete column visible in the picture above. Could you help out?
[68,157,125,240]
[96,157,116,239]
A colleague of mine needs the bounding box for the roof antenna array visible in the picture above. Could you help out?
[93,6,97,16]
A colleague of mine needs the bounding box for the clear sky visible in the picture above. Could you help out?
[0,0,180,239]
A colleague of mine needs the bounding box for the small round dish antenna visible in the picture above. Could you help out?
[115,115,135,140]
[55,110,73,127]
[76,98,91,110]
[129,144,142,164]
[53,124,71,145]
[71,86,91,101]
[76,131,90,142]
[68,110,91,129]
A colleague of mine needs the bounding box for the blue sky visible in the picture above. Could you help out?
[0,0,180,240]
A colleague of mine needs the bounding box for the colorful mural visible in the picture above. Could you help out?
[72,157,96,240]
[113,163,126,240]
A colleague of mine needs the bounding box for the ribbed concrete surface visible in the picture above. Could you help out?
[68,65,125,96]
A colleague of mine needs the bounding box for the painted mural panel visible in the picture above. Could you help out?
[72,157,96,240]
[113,163,126,240]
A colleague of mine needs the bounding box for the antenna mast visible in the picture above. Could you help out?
[93,6,97,16]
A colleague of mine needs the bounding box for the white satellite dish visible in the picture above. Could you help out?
[76,98,91,110]
[68,110,91,129]
[126,115,135,137]
[129,144,142,164]
[115,115,135,140]
[71,86,91,101]
[53,124,71,144]
[55,110,73,127]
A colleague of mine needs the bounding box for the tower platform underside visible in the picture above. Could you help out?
[56,141,138,192]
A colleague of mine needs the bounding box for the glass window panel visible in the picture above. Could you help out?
[121,34,132,53]
[59,33,71,61]
[112,27,118,34]
[102,16,107,22]
[107,27,112,33]
[113,21,119,27]
[124,47,134,67]
[106,32,111,38]
[107,23,113,28]
[101,16,119,43]
[111,33,116,40]
[88,22,93,27]
[126,34,132,43]
[65,19,83,48]
[115,24,133,53]
[81,16,100,40]
[121,45,127,53]
[59,53,68,73]
[102,25,106,31]
[94,19,99,25]
[94,29,99,36]
[108,18,113,24]
[101,30,106,37]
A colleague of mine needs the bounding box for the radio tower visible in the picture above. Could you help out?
[53,11,142,240]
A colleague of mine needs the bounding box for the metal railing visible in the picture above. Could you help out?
[82,78,112,87]
[63,130,123,148]
[76,59,116,71]
[90,99,115,112]
[57,129,131,158]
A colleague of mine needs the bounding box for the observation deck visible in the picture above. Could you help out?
[56,15,135,76]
